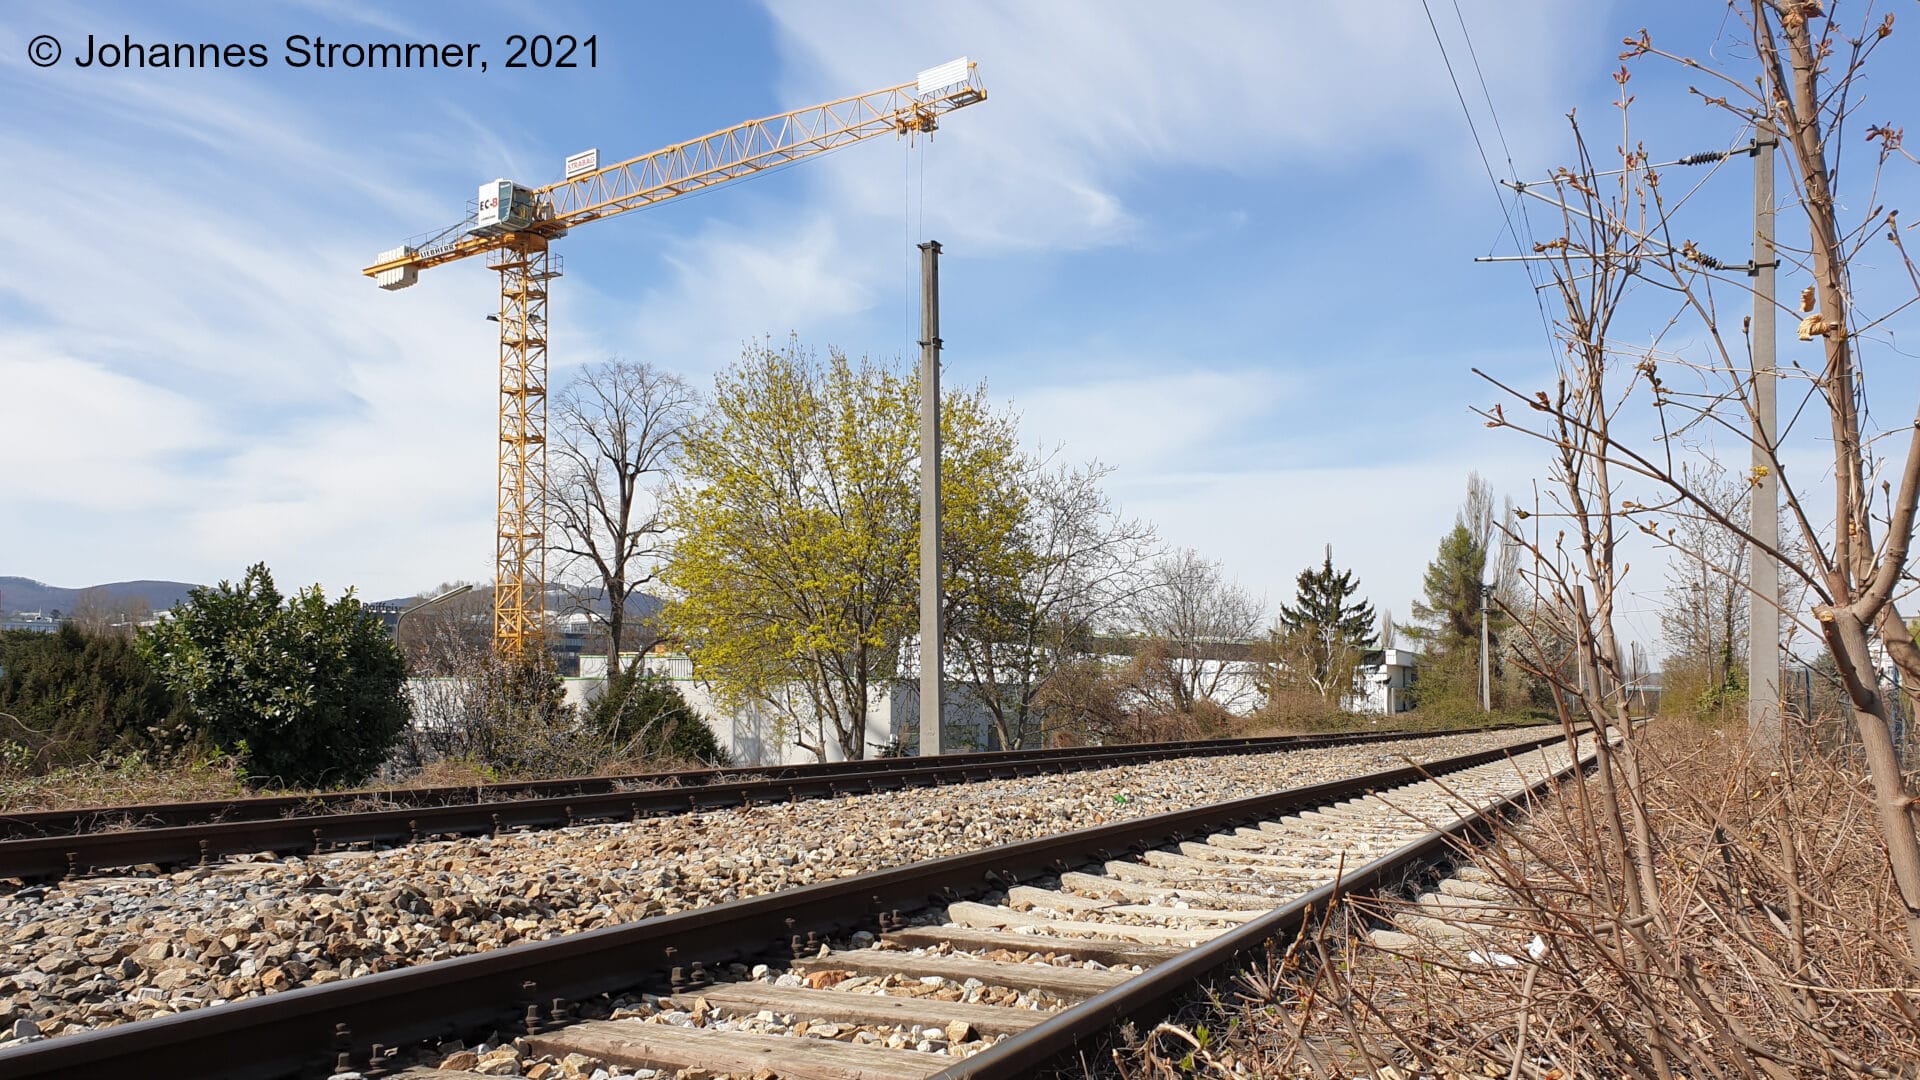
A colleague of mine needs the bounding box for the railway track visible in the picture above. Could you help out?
[0,727,1594,1079]
[0,726,1527,883]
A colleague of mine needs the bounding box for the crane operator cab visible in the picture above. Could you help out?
[471,179,543,237]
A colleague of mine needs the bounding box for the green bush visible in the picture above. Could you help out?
[0,626,192,769]
[425,655,588,776]
[1402,647,1485,722]
[1658,660,1749,727]
[138,563,410,788]
[585,670,730,767]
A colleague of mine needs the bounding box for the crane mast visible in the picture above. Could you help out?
[364,60,985,659]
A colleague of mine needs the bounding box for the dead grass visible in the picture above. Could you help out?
[1112,723,1920,1079]
[395,757,510,790]
[0,748,735,815]
[0,750,265,812]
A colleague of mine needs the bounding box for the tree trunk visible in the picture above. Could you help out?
[1828,610,1920,956]
[846,648,868,761]
[606,576,626,680]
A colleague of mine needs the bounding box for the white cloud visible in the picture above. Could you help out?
[1122,459,1498,618]
[1004,360,1532,616]
[0,349,219,512]
[603,215,879,373]
[584,2,1601,381]
[1117,451,1681,651]
[1003,361,1692,655]
[0,108,506,596]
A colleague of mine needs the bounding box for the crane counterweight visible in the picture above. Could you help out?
[373,245,418,290]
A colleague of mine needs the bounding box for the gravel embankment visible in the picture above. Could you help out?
[0,727,1551,1046]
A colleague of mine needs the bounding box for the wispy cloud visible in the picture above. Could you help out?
[1116,449,1545,625]
[1013,368,1296,475]
[602,2,1599,377]
[609,214,879,373]
[761,0,1595,252]
[0,54,509,594]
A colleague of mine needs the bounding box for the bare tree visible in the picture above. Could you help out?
[1129,548,1263,714]
[66,588,151,638]
[1659,461,1812,697]
[68,588,115,636]
[1461,470,1496,553]
[398,625,587,776]
[945,457,1158,749]
[1659,462,1753,700]
[1749,1,1920,950]
[1478,0,1920,961]
[550,359,695,676]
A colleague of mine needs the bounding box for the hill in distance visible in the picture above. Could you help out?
[0,576,201,616]
[371,584,662,621]
[3,576,660,621]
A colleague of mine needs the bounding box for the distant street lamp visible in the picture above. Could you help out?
[396,583,474,632]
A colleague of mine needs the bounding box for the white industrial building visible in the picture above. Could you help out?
[1354,648,1421,714]
[401,638,1427,770]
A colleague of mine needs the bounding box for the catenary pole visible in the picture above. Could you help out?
[1749,120,1782,760]
[918,241,944,756]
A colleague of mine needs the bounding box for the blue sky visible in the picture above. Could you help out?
[6,2,1917,652]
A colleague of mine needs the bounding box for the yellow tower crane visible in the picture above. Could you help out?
[363,59,985,658]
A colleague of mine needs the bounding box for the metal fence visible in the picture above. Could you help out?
[1782,657,1918,769]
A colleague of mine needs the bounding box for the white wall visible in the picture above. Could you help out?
[426,645,1272,768]
[593,655,895,765]
[570,654,1009,765]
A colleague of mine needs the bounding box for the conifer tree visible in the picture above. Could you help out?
[1273,545,1378,703]
[1404,474,1516,715]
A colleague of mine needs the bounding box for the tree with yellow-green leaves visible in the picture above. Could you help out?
[662,337,1027,761]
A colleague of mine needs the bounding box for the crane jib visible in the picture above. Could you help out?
[361,64,984,282]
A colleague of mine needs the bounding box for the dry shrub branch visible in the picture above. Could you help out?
[1120,5,1920,1076]
[1118,725,1920,1078]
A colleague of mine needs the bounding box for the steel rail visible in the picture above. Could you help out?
[0,727,1542,882]
[0,731,1572,1080]
[0,726,1511,841]
[934,737,1596,1078]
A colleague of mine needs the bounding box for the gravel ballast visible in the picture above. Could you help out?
[0,727,1551,1045]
